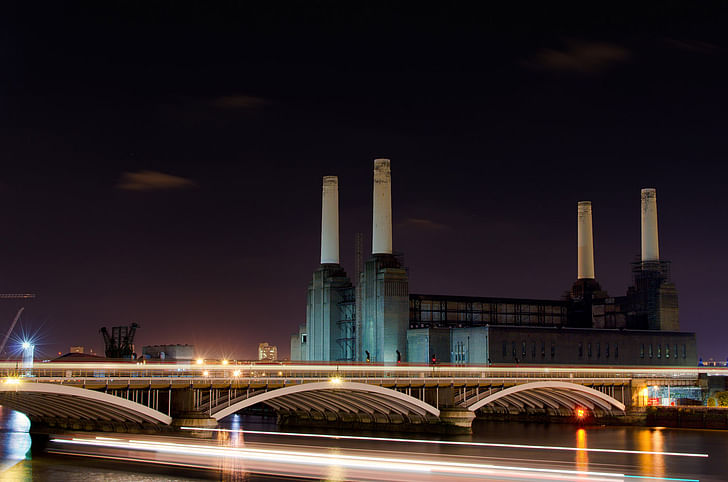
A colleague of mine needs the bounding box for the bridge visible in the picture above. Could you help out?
[0,361,721,433]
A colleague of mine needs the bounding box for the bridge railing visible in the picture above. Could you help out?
[0,361,718,381]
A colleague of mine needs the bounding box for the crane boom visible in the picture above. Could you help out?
[0,307,25,356]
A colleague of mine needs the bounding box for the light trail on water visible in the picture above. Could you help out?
[46,434,701,482]
[181,426,709,458]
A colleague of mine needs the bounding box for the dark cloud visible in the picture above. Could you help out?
[116,170,198,191]
[401,218,449,231]
[211,95,269,109]
[525,41,631,74]
[663,38,719,54]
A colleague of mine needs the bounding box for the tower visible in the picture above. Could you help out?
[626,188,679,331]
[305,176,355,361]
[358,159,409,363]
[568,201,607,327]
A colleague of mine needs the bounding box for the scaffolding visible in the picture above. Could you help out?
[336,286,356,361]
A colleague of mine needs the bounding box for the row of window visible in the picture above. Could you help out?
[577,342,619,359]
[414,301,566,315]
[502,340,556,360]
[640,343,687,359]
[415,311,565,324]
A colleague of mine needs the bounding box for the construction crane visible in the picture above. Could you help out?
[0,294,36,358]
[100,323,139,359]
[0,308,25,357]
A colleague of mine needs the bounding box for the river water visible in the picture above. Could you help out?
[1,406,727,481]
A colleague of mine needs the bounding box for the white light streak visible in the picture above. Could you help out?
[181,427,709,458]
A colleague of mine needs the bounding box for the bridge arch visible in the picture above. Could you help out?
[0,382,172,425]
[467,381,625,414]
[212,381,440,421]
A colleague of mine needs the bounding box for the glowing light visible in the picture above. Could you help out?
[21,341,31,350]
[4,377,21,385]
[576,408,585,418]
[329,376,342,384]
[181,427,709,458]
[196,358,204,365]
[222,359,229,365]
[233,370,241,377]
[203,370,209,377]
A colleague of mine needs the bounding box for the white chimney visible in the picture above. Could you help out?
[320,176,339,264]
[372,158,393,255]
[577,201,595,279]
[641,188,659,262]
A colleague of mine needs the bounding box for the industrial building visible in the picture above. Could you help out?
[142,344,195,361]
[258,342,279,361]
[291,160,697,367]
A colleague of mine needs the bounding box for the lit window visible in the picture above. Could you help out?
[657,344,661,358]
[640,344,644,358]
[665,344,670,359]
[605,343,610,358]
[682,344,687,359]
[649,344,653,358]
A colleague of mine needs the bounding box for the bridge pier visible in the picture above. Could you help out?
[169,388,217,435]
[438,407,476,432]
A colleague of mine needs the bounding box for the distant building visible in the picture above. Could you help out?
[294,161,698,367]
[258,342,278,361]
[70,346,84,354]
[142,344,195,361]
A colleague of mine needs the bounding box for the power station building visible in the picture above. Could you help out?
[291,160,697,367]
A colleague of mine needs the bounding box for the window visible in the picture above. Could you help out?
[301,334,308,344]
[605,343,610,358]
[682,344,687,359]
[665,344,670,359]
[597,343,601,358]
[588,343,592,358]
[503,341,508,358]
[532,342,536,359]
[541,341,546,357]
[675,344,679,360]
[640,344,644,358]
[512,342,516,358]
[649,344,653,358]
[522,341,527,358]
[615,343,619,359]
[578,342,583,357]
[657,344,661,358]
[551,342,555,358]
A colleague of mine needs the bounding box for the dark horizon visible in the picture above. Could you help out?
[2,3,727,360]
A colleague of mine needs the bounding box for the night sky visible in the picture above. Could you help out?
[2,3,727,360]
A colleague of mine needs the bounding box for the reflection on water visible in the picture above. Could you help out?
[575,428,588,473]
[638,428,665,479]
[0,407,32,480]
[0,407,726,480]
[218,414,246,481]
